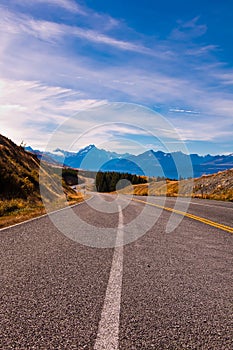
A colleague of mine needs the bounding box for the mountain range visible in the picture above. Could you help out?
[25,144,233,179]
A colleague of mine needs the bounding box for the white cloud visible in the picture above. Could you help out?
[0,6,152,54]
[214,72,233,86]
[170,16,207,40]
[0,4,233,153]
[57,99,108,112]
[0,78,107,148]
[203,97,233,118]
[38,103,191,154]
[0,9,65,42]
[176,125,233,142]
[186,45,218,56]
[13,0,85,14]
[72,27,151,54]
[1,75,232,153]
[169,108,200,114]
[12,0,120,31]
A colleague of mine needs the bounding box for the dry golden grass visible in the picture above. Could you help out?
[0,192,84,229]
[120,169,233,201]
[0,205,46,229]
[119,180,183,197]
[0,134,85,228]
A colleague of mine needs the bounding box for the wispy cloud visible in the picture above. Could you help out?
[169,108,200,114]
[71,26,152,54]
[0,6,154,54]
[0,78,107,148]
[0,3,233,154]
[11,0,120,31]
[185,44,219,56]
[0,8,63,41]
[170,16,207,41]
[176,124,233,142]
[13,0,85,14]
[213,72,233,86]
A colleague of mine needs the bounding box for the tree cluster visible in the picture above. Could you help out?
[95,171,147,192]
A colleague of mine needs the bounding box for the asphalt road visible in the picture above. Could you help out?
[0,194,232,349]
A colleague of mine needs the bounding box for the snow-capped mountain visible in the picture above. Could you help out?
[26,145,233,179]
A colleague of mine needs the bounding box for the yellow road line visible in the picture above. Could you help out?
[132,198,233,234]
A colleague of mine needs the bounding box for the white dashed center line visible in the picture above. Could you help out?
[94,205,124,350]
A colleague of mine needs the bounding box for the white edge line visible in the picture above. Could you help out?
[0,195,94,232]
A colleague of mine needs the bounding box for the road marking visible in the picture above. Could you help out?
[132,198,233,234]
[94,205,124,350]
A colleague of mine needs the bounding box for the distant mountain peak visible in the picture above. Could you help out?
[25,146,34,152]
[79,144,96,153]
[24,142,233,179]
[53,147,65,153]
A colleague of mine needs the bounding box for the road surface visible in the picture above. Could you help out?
[0,194,232,349]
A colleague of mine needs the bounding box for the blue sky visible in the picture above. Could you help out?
[0,0,233,155]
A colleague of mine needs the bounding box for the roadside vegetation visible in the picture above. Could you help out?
[119,169,233,201]
[61,168,96,186]
[0,134,83,228]
[1,133,232,228]
[95,171,147,192]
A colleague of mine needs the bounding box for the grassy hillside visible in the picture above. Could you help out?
[0,134,83,228]
[192,169,233,200]
[119,169,233,201]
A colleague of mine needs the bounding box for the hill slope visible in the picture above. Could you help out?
[120,169,233,201]
[0,134,82,227]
